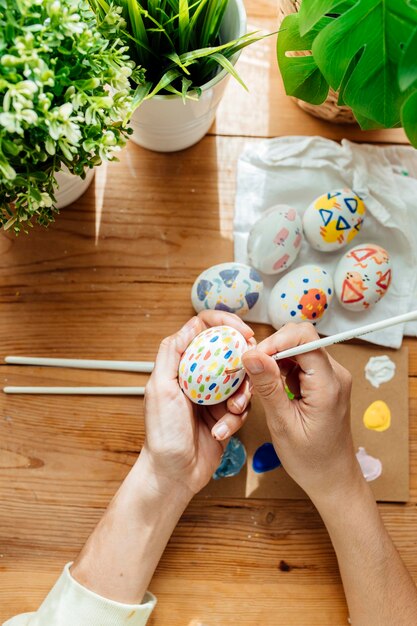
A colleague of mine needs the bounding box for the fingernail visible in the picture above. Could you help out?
[213,422,229,440]
[180,317,197,335]
[232,396,245,412]
[245,357,264,374]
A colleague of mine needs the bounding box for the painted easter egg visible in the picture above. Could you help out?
[191,262,263,317]
[303,189,366,252]
[178,325,247,406]
[268,264,333,329]
[247,205,303,275]
[334,243,392,311]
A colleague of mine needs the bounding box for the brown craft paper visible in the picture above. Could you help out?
[201,343,409,502]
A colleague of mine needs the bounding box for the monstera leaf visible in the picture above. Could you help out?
[309,0,417,128]
[277,0,417,146]
[277,13,331,105]
[298,0,356,34]
[399,28,417,146]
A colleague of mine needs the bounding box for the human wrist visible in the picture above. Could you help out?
[308,460,368,519]
[132,448,194,510]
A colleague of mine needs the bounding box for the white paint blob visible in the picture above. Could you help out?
[356,447,382,482]
[365,355,396,388]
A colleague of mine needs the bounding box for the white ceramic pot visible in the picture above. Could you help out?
[129,0,247,152]
[55,168,95,209]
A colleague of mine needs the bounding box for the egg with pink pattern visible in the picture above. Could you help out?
[178,326,247,406]
[247,205,303,275]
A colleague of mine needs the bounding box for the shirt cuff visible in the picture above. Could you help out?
[13,563,157,626]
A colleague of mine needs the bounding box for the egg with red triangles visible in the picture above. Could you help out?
[334,243,392,311]
[178,325,247,405]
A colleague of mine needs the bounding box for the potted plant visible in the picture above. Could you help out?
[89,0,264,152]
[276,0,417,146]
[0,0,139,233]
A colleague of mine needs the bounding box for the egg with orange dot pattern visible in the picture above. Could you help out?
[178,326,247,406]
[268,265,333,329]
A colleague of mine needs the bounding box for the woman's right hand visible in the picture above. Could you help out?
[242,322,363,502]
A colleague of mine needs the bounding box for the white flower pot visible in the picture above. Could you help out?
[55,168,95,209]
[129,0,247,152]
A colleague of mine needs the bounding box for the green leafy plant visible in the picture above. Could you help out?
[0,0,142,233]
[89,0,265,104]
[277,0,417,146]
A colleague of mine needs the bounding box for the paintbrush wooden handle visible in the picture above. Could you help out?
[4,386,146,395]
[5,356,154,373]
[272,310,417,362]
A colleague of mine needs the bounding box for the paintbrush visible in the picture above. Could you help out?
[226,310,417,374]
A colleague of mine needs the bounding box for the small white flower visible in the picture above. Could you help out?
[58,102,73,120]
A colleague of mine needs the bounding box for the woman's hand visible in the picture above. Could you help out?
[242,322,361,501]
[141,311,254,500]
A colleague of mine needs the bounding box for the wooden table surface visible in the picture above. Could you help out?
[1,2,416,624]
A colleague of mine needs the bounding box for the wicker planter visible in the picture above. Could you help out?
[278,0,357,124]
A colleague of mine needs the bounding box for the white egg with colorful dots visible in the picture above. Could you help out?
[247,205,303,275]
[191,262,263,317]
[178,326,247,406]
[268,265,334,329]
[303,188,366,252]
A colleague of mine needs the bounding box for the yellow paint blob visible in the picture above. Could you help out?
[363,400,391,432]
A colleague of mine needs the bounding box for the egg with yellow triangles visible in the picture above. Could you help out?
[303,189,366,252]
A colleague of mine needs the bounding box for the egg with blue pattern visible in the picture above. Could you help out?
[178,326,247,406]
[191,262,263,317]
[268,265,334,329]
[303,189,366,252]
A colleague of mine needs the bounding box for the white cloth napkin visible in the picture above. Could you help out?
[234,136,417,348]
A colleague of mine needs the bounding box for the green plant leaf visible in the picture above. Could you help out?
[311,0,417,127]
[298,0,355,36]
[209,52,247,89]
[127,0,149,64]
[128,81,153,117]
[200,0,227,47]
[146,68,183,98]
[399,28,417,91]
[277,14,330,105]
[181,76,193,101]
[166,51,191,74]
[401,90,417,148]
[222,30,268,58]
[178,0,190,52]
[354,111,385,130]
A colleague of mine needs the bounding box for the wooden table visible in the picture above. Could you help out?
[0,2,415,624]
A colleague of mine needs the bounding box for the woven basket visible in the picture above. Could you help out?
[278,0,357,124]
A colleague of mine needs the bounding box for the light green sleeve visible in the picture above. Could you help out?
[3,563,156,626]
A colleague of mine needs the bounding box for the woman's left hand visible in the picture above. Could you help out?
[141,311,254,499]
